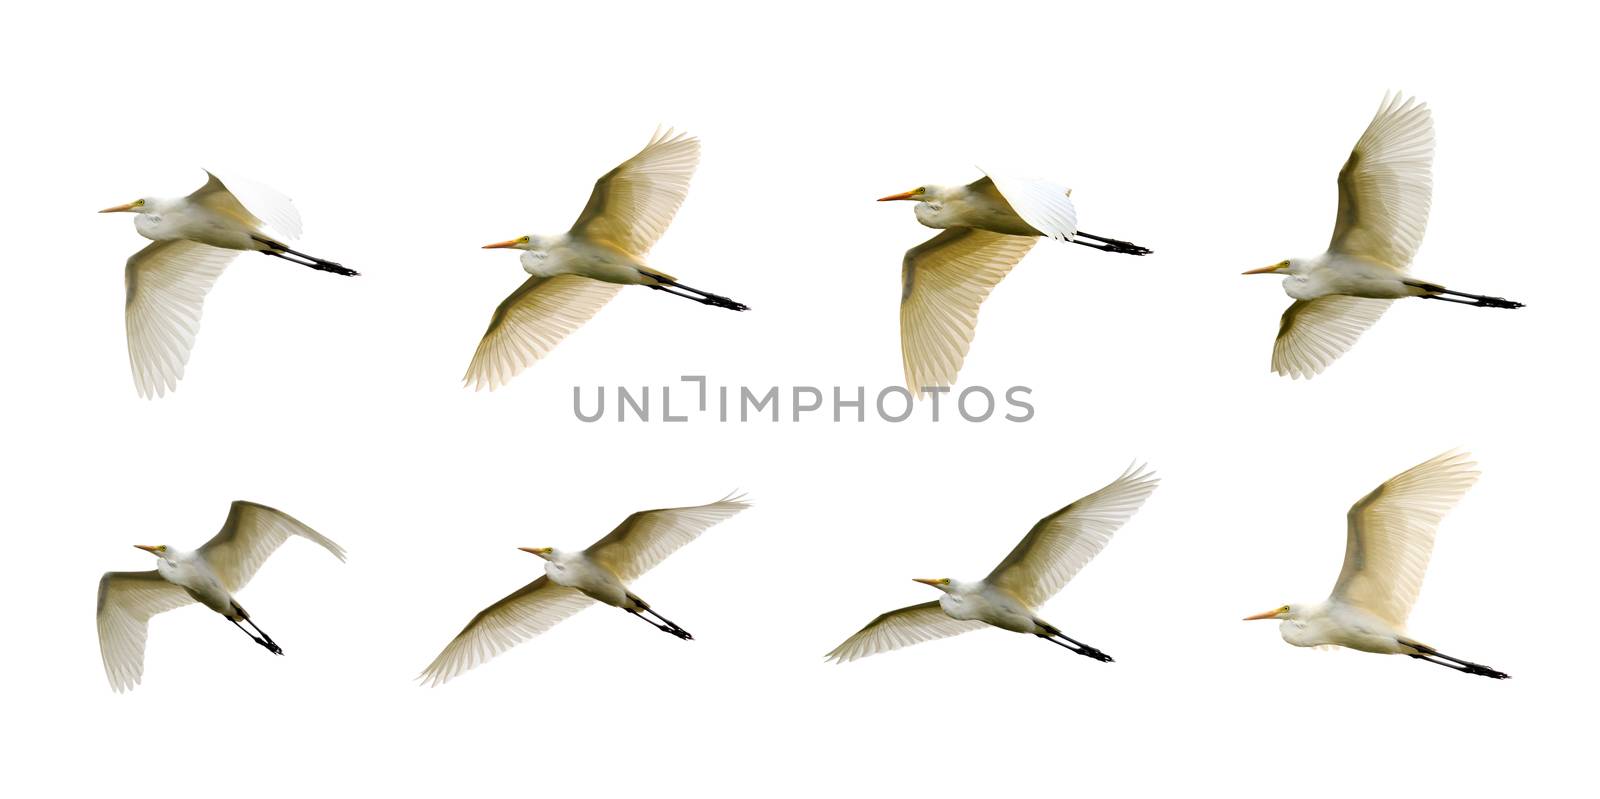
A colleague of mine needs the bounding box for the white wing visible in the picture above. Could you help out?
[569,128,700,256]
[986,464,1160,607]
[1331,450,1480,628]
[191,170,304,242]
[979,171,1078,241]
[124,239,239,399]
[1271,296,1393,379]
[97,570,194,692]
[464,275,622,391]
[1328,93,1434,270]
[584,494,750,583]
[900,228,1037,396]
[197,501,346,594]
[419,577,594,686]
[825,601,986,663]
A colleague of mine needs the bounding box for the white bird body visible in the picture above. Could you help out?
[1245,451,1510,679]
[95,501,346,692]
[467,129,748,391]
[828,465,1159,663]
[907,182,1046,237]
[1246,94,1523,379]
[420,495,750,686]
[130,196,279,252]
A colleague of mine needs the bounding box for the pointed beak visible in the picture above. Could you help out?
[99,202,139,214]
[133,544,162,554]
[1242,264,1285,275]
[877,190,920,202]
[1243,609,1282,621]
[911,578,943,586]
[518,547,551,556]
[482,239,521,249]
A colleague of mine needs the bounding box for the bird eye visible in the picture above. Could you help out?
[517,236,530,244]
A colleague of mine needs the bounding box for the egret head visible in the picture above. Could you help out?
[1243,603,1300,622]
[483,234,549,252]
[912,577,955,594]
[133,544,170,558]
[1242,259,1302,277]
[99,198,151,214]
[519,546,556,561]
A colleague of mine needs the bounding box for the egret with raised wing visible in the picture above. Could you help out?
[827,465,1157,663]
[1244,93,1524,379]
[1244,451,1509,679]
[467,129,748,390]
[880,172,1151,395]
[420,494,749,686]
[100,171,357,398]
[96,501,346,692]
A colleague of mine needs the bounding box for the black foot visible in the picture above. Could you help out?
[1074,231,1153,256]
[1076,646,1114,663]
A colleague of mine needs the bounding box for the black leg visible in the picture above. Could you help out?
[254,236,360,276]
[1411,650,1510,679]
[1073,230,1153,256]
[641,608,693,640]
[626,609,690,639]
[1406,281,1523,309]
[231,619,283,655]
[1035,633,1114,662]
[644,277,750,311]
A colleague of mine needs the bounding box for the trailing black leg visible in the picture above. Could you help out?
[1073,230,1153,256]
[254,236,360,276]
[1035,633,1113,662]
[626,608,689,639]
[231,618,283,655]
[1405,641,1509,679]
[646,278,750,311]
[641,608,693,640]
[1406,280,1523,309]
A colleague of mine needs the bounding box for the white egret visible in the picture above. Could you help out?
[419,494,749,686]
[1244,451,1509,679]
[466,129,749,391]
[827,465,1157,663]
[100,171,358,398]
[96,501,346,692]
[1245,93,1524,379]
[880,172,1152,395]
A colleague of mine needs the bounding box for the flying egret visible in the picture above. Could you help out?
[466,129,749,391]
[827,465,1158,664]
[95,501,346,692]
[1244,93,1524,379]
[879,173,1152,395]
[1244,451,1509,679]
[419,494,749,686]
[100,171,358,398]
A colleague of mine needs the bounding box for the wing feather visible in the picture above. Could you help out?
[569,129,700,256]
[900,228,1037,396]
[825,601,986,663]
[124,240,238,398]
[419,577,594,687]
[463,275,622,391]
[1331,451,1479,628]
[1272,296,1393,379]
[197,501,346,593]
[986,464,1160,607]
[978,171,1078,241]
[190,170,304,242]
[1328,93,1434,269]
[96,571,193,692]
[584,494,750,583]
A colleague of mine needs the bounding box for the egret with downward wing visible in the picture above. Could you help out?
[827,465,1157,664]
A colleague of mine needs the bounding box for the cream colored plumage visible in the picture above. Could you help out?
[420,495,749,686]
[882,173,1151,395]
[827,465,1157,663]
[96,501,346,692]
[1247,94,1523,379]
[466,129,748,390]
[1244,451,1509,679]
[101,171,356,398]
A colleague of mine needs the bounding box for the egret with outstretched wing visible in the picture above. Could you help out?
[828,465,1158,663]
[96,501,346,692]
[1244,94,1523,379]
[420,494,749,686]
[1244,451,1509,679]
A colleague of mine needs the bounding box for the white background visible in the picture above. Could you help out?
[2,1,1595,795]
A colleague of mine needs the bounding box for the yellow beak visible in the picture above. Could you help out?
[518,547,552,555]
[877,190,921,202]
[911,577,944,586]
[1242,609,1282,621]
[1242,263,1285,275]
[133,544,162,554]
[99,202,140,213]
[482,239,521,249]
